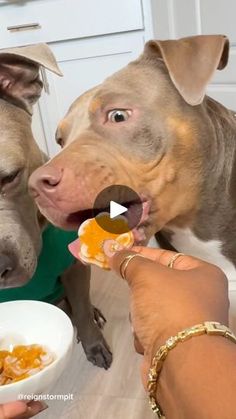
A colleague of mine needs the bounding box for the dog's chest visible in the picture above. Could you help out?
[165,227,236,285]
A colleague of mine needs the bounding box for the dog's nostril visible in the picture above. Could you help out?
[41,175,60,188]
[29,167,63,194]
[0,254,15,280]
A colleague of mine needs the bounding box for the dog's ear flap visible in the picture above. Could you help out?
[143,35,229,106]
[0,43,62,114]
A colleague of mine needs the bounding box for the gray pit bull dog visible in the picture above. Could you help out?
[0,44,112,369]
[29,35,236,284]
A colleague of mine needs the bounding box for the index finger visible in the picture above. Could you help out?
[132,247,208,270]
[107,248,173,288]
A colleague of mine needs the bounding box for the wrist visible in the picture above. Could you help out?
[157,334,235,418]
[146,313,229,372]
[146,323,236,419]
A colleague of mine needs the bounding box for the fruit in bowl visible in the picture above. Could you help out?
[0,344,55,386]
[0,300,74,403]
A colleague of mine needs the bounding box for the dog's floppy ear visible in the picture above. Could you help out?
[144,35,229,106]
[0,43,62,114]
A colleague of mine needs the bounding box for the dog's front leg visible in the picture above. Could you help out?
[61,262,112,369]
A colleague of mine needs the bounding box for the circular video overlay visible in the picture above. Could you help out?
[92,185,143,234]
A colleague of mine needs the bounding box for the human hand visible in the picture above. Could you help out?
[0,400,47,418]
[104,245,229,386]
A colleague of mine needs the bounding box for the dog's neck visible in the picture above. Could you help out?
[201,96,236,197]
[192,96,236,260]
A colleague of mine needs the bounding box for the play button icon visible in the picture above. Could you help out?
[110,201,127,219]
[92,185,143,234]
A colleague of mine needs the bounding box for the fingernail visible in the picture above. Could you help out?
[27,401,48,415]
[38,402,48,412]
[103,240,124,257]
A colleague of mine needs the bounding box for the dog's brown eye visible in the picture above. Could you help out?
[108,110,131,123]
[2,170,21,186]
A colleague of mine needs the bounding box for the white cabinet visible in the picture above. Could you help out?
[0,0,154,156]
[0,0,144,47]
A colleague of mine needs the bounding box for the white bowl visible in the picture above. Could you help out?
[0,300,74,403]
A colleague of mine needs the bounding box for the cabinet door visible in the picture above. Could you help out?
[0,0,143,47]
[37,32,145,156]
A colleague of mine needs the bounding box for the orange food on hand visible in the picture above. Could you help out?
[76,214,134,269]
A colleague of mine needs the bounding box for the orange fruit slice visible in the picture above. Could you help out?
[69,213,134,269]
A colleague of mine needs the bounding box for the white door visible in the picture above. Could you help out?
[153,0,236,110]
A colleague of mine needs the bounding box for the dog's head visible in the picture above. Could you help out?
[0,44,61,288]
[29,35,229,243]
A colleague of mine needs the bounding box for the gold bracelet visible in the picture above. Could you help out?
[147,321,236,418]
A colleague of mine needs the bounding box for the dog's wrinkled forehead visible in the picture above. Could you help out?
[56,87,100,146]
[57,34,230,154]
[58,61,168,135]
[62,34,230,127]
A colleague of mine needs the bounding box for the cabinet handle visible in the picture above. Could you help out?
[40,68,50,95]
[7,23,41,32]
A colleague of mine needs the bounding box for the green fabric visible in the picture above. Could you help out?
[0,225,77,304]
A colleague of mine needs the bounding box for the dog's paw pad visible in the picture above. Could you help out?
[85,341,113,370]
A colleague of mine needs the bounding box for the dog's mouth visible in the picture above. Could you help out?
[66,207,103,226]
[64,198,151,245]
[36,191,152,245]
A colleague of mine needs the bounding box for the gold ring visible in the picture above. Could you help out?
[119,254,145,280]
[167,252,185,268]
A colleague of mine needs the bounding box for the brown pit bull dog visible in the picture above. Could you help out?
[29,35,236,285]
[0,44,112,369]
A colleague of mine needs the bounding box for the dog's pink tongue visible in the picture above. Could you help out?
[68,238,81,259]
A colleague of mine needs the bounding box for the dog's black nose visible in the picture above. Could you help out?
[0,254,15,280]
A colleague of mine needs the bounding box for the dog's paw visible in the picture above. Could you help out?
[84,338,112,370]
[92,306,106,329]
